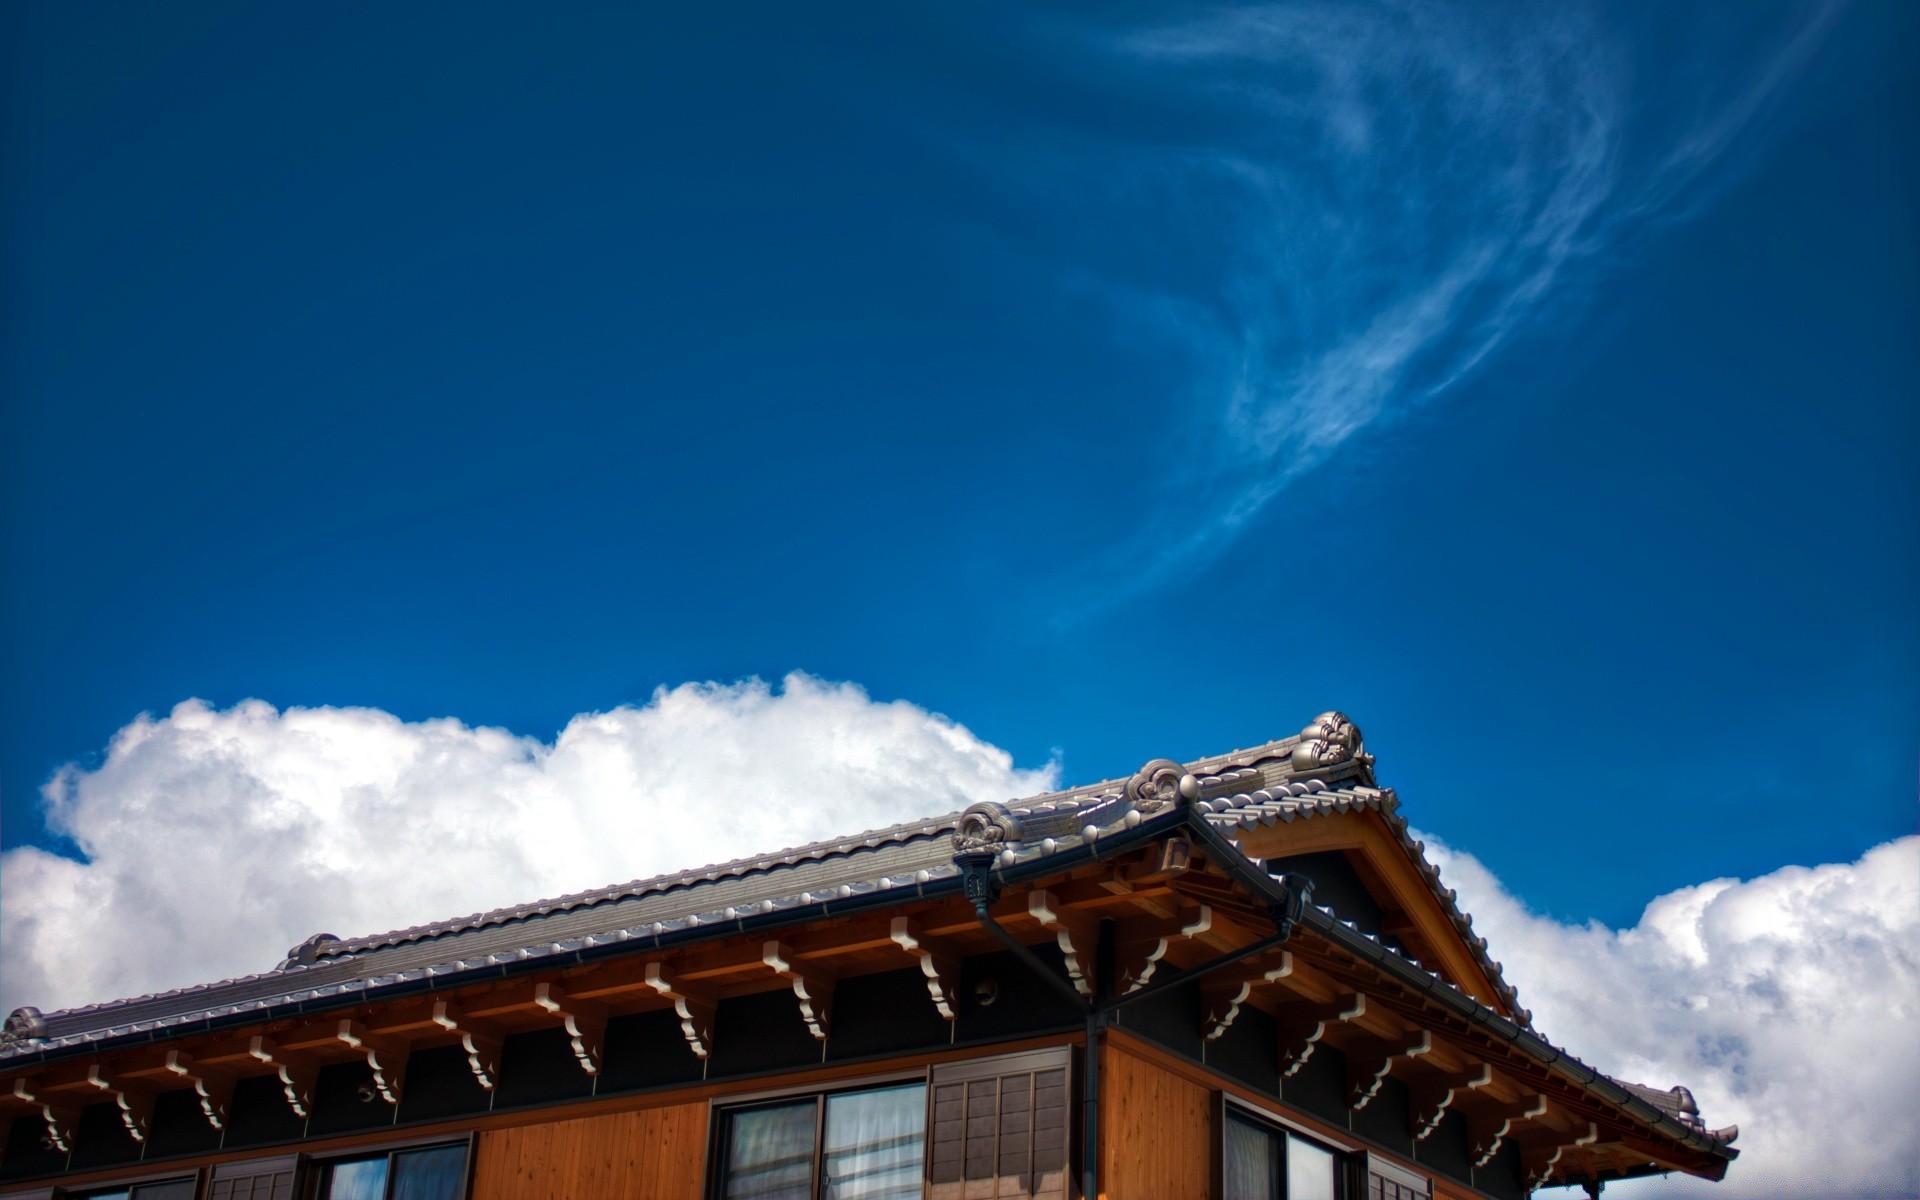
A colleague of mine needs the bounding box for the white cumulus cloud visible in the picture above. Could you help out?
[1426,834,1920,1199]
[0,674,1057,1015]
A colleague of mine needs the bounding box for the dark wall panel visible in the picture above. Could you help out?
[1111,981,1203,1062]
[223,1075,306,1147]
[0,1115,67,1180]
[1270,852,1382,938]
[307,1061,392,1137]
[144,1089,221,1158]
[495,1028,595,1109]
[1478,1137,1526,1200]
[599,1010,705,1093]
[1415,1107,1473,1185]
[708,989,820,1078]
[66,1102,139,1171]
[954,947,1082,1044]
[397,1044,493,1123]
[1279,1044,1349,1130]
[1205,1006,1279,1097]
[1351,1077,1412,1158]
[827,967,952,1061]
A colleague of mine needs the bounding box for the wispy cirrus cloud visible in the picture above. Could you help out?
[1070,1,1844,598]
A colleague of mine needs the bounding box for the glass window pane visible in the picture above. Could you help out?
[132,1184,197,1200]
[391,1145,469,1200]
[723,1100,818,1200]
[1286,1135,1338,1200]
[323,1157,390,1200]
[1224,1116,1277,1200]
[821,1083,926,1200]
[84,1192,130,1200]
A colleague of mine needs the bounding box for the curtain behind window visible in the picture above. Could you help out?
[724,1101,817,1200]
[1223,1116,1277,1200]
[322,1159,387,1200]
[821,1084,926,1200]
[389,1145,468,1200]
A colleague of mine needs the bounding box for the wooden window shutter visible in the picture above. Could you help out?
[205,1153,299,1200]
[929,1047,1072,1200]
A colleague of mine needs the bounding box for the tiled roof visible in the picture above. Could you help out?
[0,716,1528,1070]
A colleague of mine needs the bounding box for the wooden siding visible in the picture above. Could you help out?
[469,1103,706,1200]
[1098,1041,1211,1200]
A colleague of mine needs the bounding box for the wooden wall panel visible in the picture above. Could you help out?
[1099,1042,1211,1200]
[469,1103,707,1200]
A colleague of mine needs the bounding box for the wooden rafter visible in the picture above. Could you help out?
[1346,1029,1434,1109]
[1028,890,1099,998]
[644,962,716,1059]
[336,1020,408,1105]
[1469,1092,1548,1166]
[763,941,834,1041]
[163,1050,236,1130]
[85,1064,156,1142]
[247,1036,319,1119]
[1199,951,1294,1041]
[9,1077,81,1154]
[1409,1062,1492,1140]
[1274,992,1366,1077]
[431,999,505,1091]
[1114,905,1214,993]
[533,982,608,1075]
[889,917,961,1021]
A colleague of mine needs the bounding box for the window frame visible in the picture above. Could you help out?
[1216,1095,1354,1200]
[705,1074,932,1200]
[54,1171,203,1200]
[301,1132,474,1200]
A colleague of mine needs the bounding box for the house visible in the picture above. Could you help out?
[0,713,1736,1199]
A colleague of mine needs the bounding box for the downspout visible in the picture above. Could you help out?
[955,846,1306,1200]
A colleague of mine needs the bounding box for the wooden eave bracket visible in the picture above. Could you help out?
[9,1077,82,1153]
[533,982,609,1075]
[1409,1062,1492,1140]
[1524,1122,1600,1187]
[1115,905,1214,994]
[1346,1028,1434,1110]
[764,941,835,1041]
[1469,1092,1548,1167]
[431,999,505,1090]
[336,1020,409,1105]
[1275,992,1366,1077]
[889,917,960,1021]
[1028,890,1099,998]
[163,1049,237,1130]
[248,1036,319,1118]
[645,962,716,1059]
[1200,950,1294,1041]
[86,1064,156,1142]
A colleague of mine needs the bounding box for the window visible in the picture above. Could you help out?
[715,1082,927,1200]
[312,1142,469,1200]
[1223,1108,1342,1200]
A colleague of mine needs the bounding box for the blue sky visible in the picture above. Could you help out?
[3,0,1914,933]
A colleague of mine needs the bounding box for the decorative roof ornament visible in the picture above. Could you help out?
[1126,758,1197,813]
[1,1006,47,1046]
[953,802,1020,855]
[1290,712,1373,782]
[278,932,341,971]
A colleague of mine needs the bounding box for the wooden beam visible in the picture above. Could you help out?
[1524,1122,1600,1187]
[1275,992,1366,1077]
[1114,905,1213,993]
[431,999,505,1091]
[1409,1062,1492,1140]
[336,1020,409,1105]
[1200,951,1294,1041]
[1469,1092,1548,1167]
[162,1050,236,1130]
[85,1064,156,1143]
[533,982,609,1075]
[10,1077,80,1154]
[1028,889,1099,998]
[764,941,835,1041]
[889,917,961,1021]
[645,962,716,1059]
[248,1036,319,1119]
[1346,1029,1433,1109]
